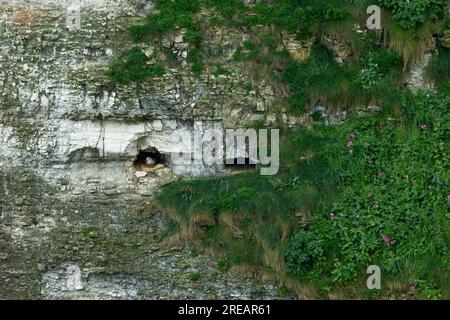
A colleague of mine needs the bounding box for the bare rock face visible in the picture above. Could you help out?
[406,52,435,92]
[322,33,353,63]
[0,0,279,299]
[283,33,315,62]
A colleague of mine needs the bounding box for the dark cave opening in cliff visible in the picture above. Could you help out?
[134,148,167,171]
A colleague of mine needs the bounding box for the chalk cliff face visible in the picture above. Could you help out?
[0,0,282,299]
[1,0,436,299]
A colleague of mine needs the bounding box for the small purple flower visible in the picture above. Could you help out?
[420,124,427,129]
[378,171,385,177]
[410,285,417,292]
[347,140,353,147]
[382,235,396,245]
[447,194,450,201]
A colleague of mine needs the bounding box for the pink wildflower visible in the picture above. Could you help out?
[410,285,417,292]
[420,124,427,129]
[382,235,397,245]
[347,140,353,147]
[447,194,450,201]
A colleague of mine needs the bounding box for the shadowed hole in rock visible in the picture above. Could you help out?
[133,148,169,172]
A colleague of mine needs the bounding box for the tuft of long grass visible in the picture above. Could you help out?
[382,12,439,71]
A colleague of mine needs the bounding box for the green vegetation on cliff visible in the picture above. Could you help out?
[108,0,448,112]
[106,46,165,84]
[114,0,450,299]
[158,92,450,299]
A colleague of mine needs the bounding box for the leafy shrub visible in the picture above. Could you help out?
[187,48,205,75]
[369,49,403,75]
[445,10,450,28]
[378,0,446,29]
[358,59,383,89]
[191,62,204,75]
[285,231,323,275]
[184,30,203,48]
[187,48,201,63]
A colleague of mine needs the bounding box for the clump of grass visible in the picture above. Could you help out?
[212,64,231,77]
[187,272,201,281]
[106,47,165,84]
[382,12,440,70]
[280,44,404,113]
[187,48,205,76]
